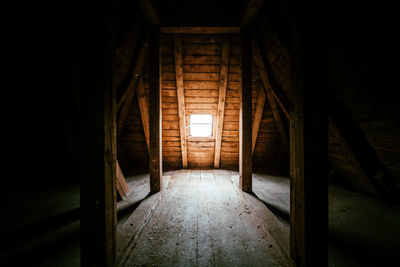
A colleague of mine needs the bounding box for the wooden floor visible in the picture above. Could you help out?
[117,169,288,267]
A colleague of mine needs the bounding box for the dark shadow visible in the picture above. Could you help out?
[117,191,151,223]
[329,231,399,267]
[245,190,290,221]
[1,214,80,266]
[259,198,290,222]
[0,207,80,254]
[329,94,400,204]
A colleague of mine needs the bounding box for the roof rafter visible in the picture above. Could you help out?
[173,35,188,168]
[329,97,399,204]
[214,38,231,168]
[137,76,150,151]
[252,85,266,154]
[114,13,144,92]
[253,37,289,149]
[117,34,148,137]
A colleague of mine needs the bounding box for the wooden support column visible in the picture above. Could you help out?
[137,76,150,151]
[149,25,162,192]
[214,39,230,168]
[289,10,327,266]
[173,35,188,168]
[252,85,266,154]
[80,2,116,266]
[239,27,252,192]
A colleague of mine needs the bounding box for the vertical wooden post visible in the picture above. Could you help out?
[239,26,252,192]
[289,7,327,266]
[80,1,116,266]
[149,25,162,192]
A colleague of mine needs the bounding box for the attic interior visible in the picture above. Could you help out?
[2,0,400,266]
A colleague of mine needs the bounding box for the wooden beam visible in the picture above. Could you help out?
[252,37,288,149]
[214,39,231,168]
[138,0,159,25]
[241,0,265,26]
[114,13,143,92]
[173,35,188,168]
[329,117,380,198]
[137,76,150,151]
[289,12,327,267]
[239,27,252,192]
[116,160,130,200]
[161,27,241,34]
[253,36,290,120]
[80,3,116,265]
[329,98,399,203]
[117,37,148,137]
[117,35,148,110]
[149,25,162,193]
[251,85,266,154]
[266,88,288,150]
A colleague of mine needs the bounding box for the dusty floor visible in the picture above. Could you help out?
[117,169,288,267]
[248,173,400,267]
[3,170,399,266]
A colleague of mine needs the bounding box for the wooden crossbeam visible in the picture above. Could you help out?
[137,76,150,151]
[116,160,130,200]
[252,38,288,148]
[253,35,290,120]
[252,85,266,154]
[114,13,143,92]
[241,0,265,26]
[266,88,288,150]
[214,39,230,168]
[117,35,148,110]
[117,37,148,137]
[173,35,188,168]
[161,27,240,34]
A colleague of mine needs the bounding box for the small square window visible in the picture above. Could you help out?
[189,114,213,137]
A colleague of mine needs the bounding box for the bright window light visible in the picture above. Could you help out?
[189,114,213,137]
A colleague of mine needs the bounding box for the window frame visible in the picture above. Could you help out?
[188,114,213,137]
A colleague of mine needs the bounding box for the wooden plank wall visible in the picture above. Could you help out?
[119,93,149,174]
[220,35,241,169]
[118,32,289,173]
[160,33,183,169]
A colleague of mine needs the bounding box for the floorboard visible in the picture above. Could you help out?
[117,169,287,266]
